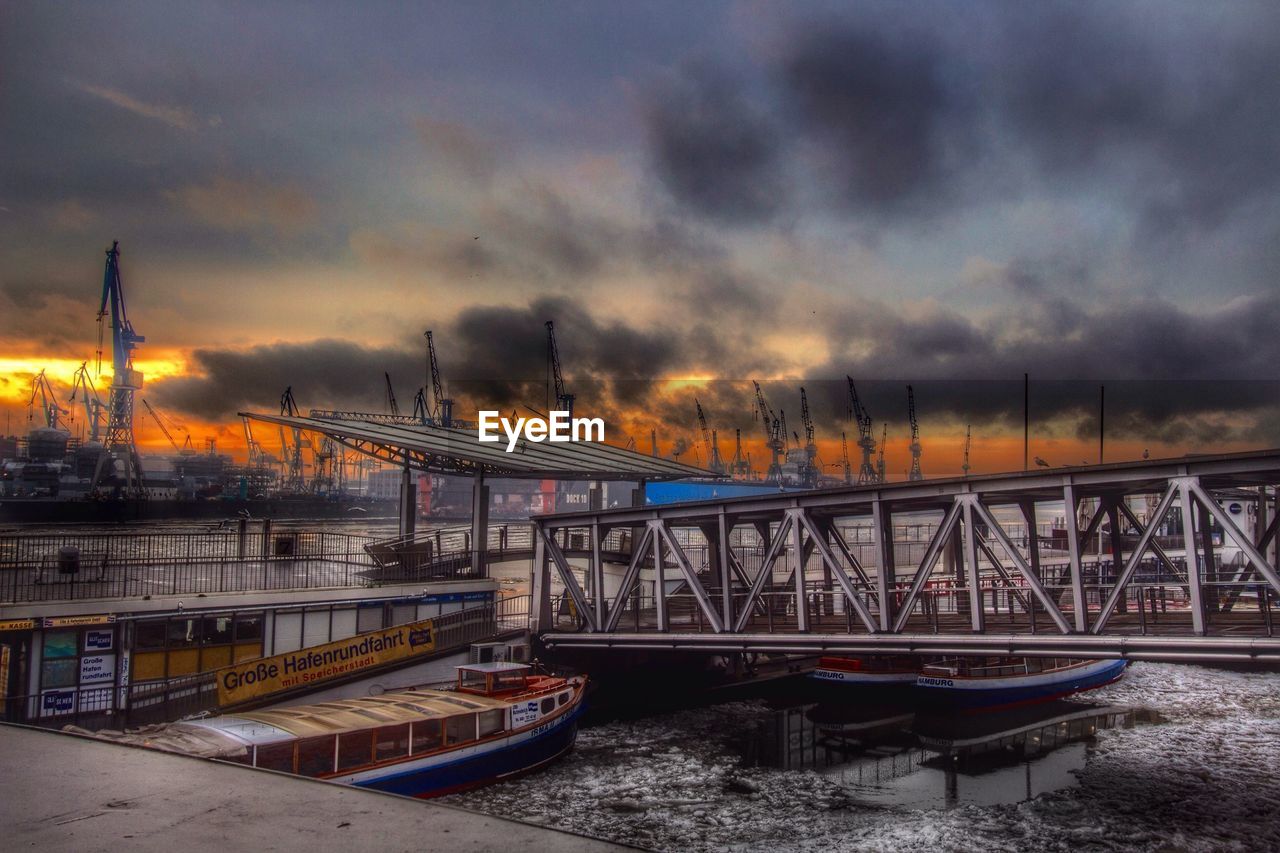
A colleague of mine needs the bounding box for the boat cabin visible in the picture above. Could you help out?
[455,661,533,696]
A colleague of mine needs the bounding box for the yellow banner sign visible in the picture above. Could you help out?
[215,618,437,707]
[43,614,116,628]
[0,619,36,631]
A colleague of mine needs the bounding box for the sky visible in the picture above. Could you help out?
[3,1,1279,477]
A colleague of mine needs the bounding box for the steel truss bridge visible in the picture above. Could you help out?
[531,449,1280,664]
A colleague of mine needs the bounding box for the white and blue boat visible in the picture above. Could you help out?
[914,657,1127,712]
[119,662,586,798]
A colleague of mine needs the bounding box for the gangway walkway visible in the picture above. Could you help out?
[529,449,1280,663]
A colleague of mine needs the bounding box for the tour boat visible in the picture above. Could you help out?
[810,655,923,686]
[914,657,1127,712]
[108,662,586,798]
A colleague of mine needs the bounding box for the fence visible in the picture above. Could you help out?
[0,528,391,603]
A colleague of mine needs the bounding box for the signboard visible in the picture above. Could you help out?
[40,689,76,717]
[79,654,116,685]
[43,614,116,628]
[420,591,494,605]
[215,618,438,707]
[0,618,35,631]
[85,630,114,652]
[511,699,540,727]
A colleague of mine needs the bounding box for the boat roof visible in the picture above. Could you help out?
[458,662,531,673]
[178,685,513,747]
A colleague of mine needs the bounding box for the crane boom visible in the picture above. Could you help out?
[846,376,878,483]
[141,398,181,452]
[694,399,725,475]
[424,330,454,426]
[545,321,574,418]
[384,373,399,417]
[751,381,784,481]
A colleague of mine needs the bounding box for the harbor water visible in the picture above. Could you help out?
[447,663,1280,852]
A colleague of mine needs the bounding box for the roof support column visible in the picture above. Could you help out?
[398,452,416,538]
[471,470,489,577]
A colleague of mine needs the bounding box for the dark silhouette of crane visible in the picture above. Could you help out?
[962,424,972,477]
[545,321,574,418]
[730,428,752,479]
[384,373,400,417]
[907,385,923,481]
[413,330,454,427]
[752,381,785,482]
[694,399,726,475]
[877,424,887,483]
[797,387,819,486]
[840,431,852,485]
[846,376,878,484]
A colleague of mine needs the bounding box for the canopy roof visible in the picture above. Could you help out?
[240,411,713,481]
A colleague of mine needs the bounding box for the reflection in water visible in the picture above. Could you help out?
[741,699,1145,809]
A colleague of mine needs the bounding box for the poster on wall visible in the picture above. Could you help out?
[85,630,114,652]
[79,655,116,685]
[40,689,76,717]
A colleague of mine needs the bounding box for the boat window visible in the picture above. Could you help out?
[297,736,336,777]
[540,697,555,714]
[477,709,504,738]
[375,725,410,761]
[445,714,477,745]
[493,672,526,692]
[557,692,570,707]
[255,742,296,773]
[337,731,372,771]
[411,719,442,754]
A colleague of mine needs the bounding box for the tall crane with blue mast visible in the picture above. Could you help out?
[92,241,146,494]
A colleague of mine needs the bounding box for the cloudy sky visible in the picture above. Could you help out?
[3,1,1279,476]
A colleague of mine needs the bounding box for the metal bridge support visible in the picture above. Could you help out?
[398,453,416,538]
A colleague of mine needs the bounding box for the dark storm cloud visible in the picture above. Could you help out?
[780,21,969,216]
[643,2,1280,239]
[153,340,424,420]
[645,62,786,224]
[994,3,1280,236]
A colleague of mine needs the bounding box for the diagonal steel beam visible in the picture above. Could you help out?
[653,522,667,631]
[975,538,1032,613]
[961,498,985,632]
[822,519,875,590]
[734,516,794,633]
[1188,480,1280,597]
[1091,481,1180,633]
[542,528,595,630]
[892,501,963,633]
[795,511,877,632]
[604,525,653,632]
[1062,484,1089,632]
[656,523,725,633]
[1115,501,1188,583]
[972,500,1073,633]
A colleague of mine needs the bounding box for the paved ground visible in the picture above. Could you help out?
[0,724,633,852]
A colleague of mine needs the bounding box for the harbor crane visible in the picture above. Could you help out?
[751,381,785,482]
[730,428,752,479]
[840,431,852,485]
[877,424,887,483]
[846,376,879,484]
[92,241,145,495]
[694,399,726,475]
[141,398,190,453]
[545,321,574,418]
[384,373,400,417]
[962,424,972,477]
[907,385,923,481]
[796,386,819,487]
[424,330,454,427]
[69,361,105,442]
[28,369,68,429]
